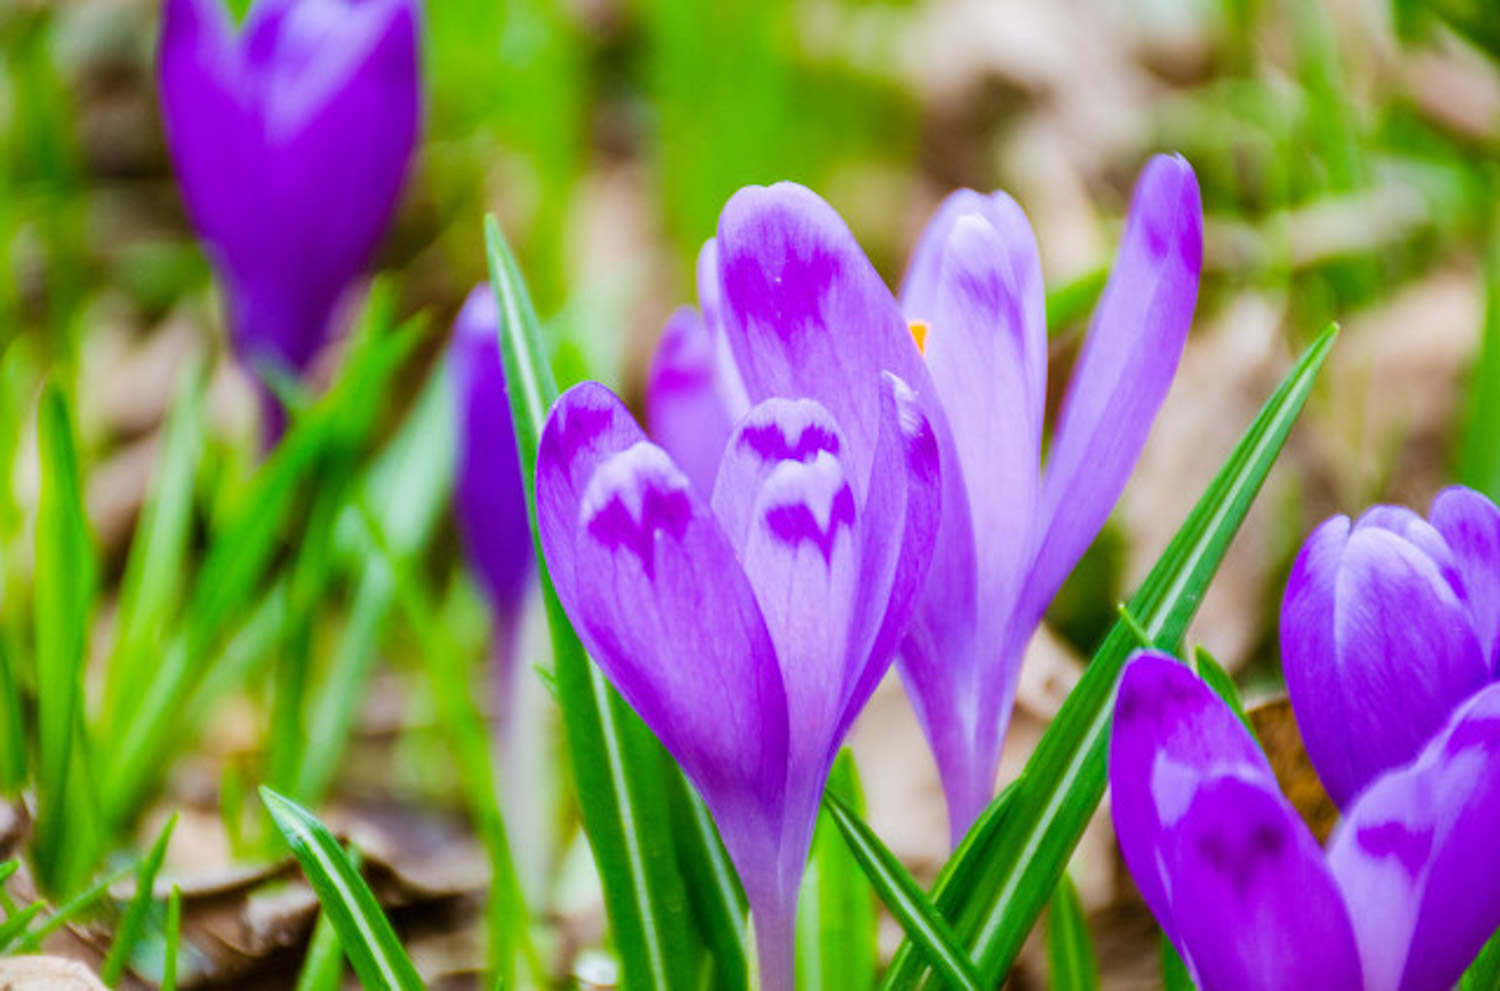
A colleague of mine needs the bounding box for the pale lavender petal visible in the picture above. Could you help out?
[714,182,930,485]
[1429,485,1500,670]
[536,384,790,907]
[1327,683,1500,991]
[831,372,942,748]
[647,306,737,495]
[1166,775,1363,990]
[1281,515,1489,807]
[1109,651,1278,941]
[450,286,532,622]
[1024,154,1202,628]
[711,397,851,555]
[901,189,1046,428]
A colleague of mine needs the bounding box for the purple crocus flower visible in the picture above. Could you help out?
[537,365,940,982]
[158,0,419,435]
[1281,485,1500,808]
[899,155,1203,840]
[1111,651,1500,991]
[450,286,534,692]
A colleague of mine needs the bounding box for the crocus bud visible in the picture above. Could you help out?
[158,0,419,432]
[1281,488,1498,807]
[450,286,533,657]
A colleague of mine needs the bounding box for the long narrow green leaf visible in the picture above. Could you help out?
[295,908,346,991]
[1046,874,1099,991]
[102,365,205,738]
[1461,211,1500,499]
[101,813,177,985]
[1463,928,1500,991]
[888,324,1337,987]
[260,788,423,991]
[33,384,95,893]
[0,903,45,951]
[667,776,748,990]
[1161,934,1195,991]
[487,215,701,988]
[20,857,140,951]
[797,751,874,991]
[823,792,982,991]
[161,885,182,991]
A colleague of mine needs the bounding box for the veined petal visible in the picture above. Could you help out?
[1025,154,1201,629]
[1327,683,1500,991]
[1429,486,1500,671]
[647,307,738,496]
[1166,775,1363,990]
[712,398,851,553]
[1109,652,1279,943]
[537,385,790,891]
[917,211,1043,651]
[714,182,927,485]
[450,286,532,618]
[832,372,942,748]
[901,188,1046,431]
[1281,515,1489,808]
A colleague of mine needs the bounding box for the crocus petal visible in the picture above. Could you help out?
[535,383,790,898]
[1429,485,1500,670]
[901,189,1046,431]
[714,182,930,487]
[1109,651,1279,941]
[450,286,533,620]
[647,307,738,495]
[1327,683,1500,991]
[1024,154,1201,629]
[712,398,850,554]
[1281,515,1489,807]
[159,0,256,271]
[831,372,942,747]
[1166,775,1364,990]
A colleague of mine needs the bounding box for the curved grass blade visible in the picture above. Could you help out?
[260,788,423,991]
[33,384,96,894]
[1046,874,1099,991]
[887,324,1338,987]
[100,812,177,985]
[1161,934,1195,991]
[1463,928,1500,991]
[797,750,874,991]
[487,215,702,988]
[667,776,748,990]
[823,792,982,991]
[0,903,45,951]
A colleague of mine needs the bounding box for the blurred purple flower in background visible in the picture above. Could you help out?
[1281,485,1500,807]
[450,286,533,697]
[899,154,1202,841]
[1111,651,1500,991]
[158,0,419,437]
[537,300,941,984]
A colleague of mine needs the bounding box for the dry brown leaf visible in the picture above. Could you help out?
[0,957,107,991]
[1248,697,1340,843]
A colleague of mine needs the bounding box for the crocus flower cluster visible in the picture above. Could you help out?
[1111,651,1500,990]
[538,184,952,988]
[1281,485,1500,807]
[650,156,1203,841]
[449,286,534,695]
[159,0,419,436]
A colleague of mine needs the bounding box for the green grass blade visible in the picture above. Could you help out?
[1045,267,1108,334]
[796,750,874,991]
[0,903,45,951]
[20,858,140,951]
[823,791,982,991]
[487,214,701,988]
[260,788,423,991]
[100,813,177,985]
[1046,874,1099,991]
[889,324,1337,987]
[1192,646,1252,734]
[296,907,347,991]
[33,384,96,893]
[1161,934,1196,991]
[667,776,748,990]
[102,365,205,738]
[1461,213,1500,499]
[161,885,182,991]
